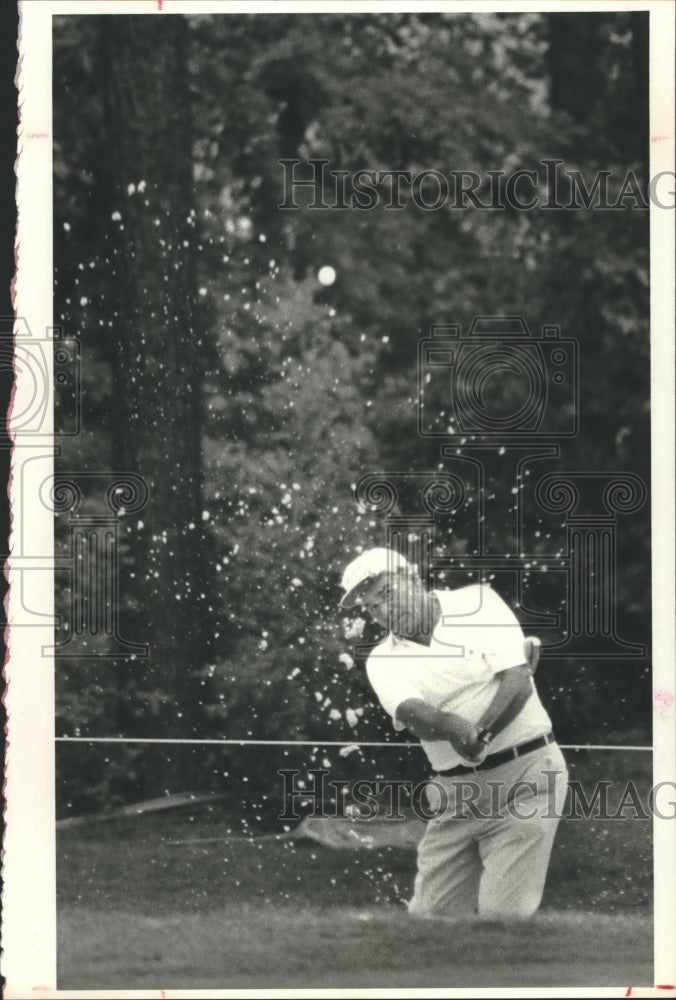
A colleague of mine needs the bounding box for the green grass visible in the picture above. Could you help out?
[56,751,654,989]
[57,768,653,915]
[57,905,653,989]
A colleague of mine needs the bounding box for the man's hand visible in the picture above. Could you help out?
[448,715,486,762]
[461,739,488,765]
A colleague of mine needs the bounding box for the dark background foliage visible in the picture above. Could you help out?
[51,11,651,817]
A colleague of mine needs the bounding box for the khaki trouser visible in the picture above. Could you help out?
[408,742,569,921]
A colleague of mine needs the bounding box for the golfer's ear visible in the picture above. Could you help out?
[524,636,541,674]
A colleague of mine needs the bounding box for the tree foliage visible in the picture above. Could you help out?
[52,11,651,815]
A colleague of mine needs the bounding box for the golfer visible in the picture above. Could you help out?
[339,547,568,921]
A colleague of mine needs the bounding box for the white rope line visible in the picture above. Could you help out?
[167,833,295,846]
[54,737,652,751]
[561,745,651,752]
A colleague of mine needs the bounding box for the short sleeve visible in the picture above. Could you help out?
[366,653,425,731]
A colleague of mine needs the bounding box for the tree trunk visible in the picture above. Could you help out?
[98,16,213,742]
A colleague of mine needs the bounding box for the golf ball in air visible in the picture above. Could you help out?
[317,266,336,286]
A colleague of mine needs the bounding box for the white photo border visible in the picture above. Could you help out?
[5,1,675,996]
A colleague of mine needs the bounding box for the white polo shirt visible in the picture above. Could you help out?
[366,584,553,771]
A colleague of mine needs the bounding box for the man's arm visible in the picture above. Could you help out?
[476,663,533,736]
[396,664,533,762]
[395,699,482,761]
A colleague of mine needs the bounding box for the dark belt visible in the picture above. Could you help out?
[436,732,556,777]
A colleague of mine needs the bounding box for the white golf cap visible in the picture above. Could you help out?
[339,547,411,608]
